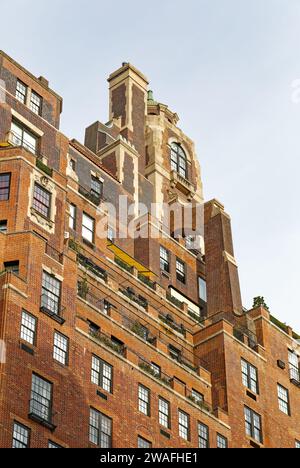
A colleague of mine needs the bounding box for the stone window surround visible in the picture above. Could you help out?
[28,170,57,234]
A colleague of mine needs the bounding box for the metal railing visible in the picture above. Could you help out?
[186,389,213,413]
[120,287,148,309]
[28,397,56,430]
[8,130,42,158]
[89,329,126,356]
[77,253,107,281]
[166,292,184,310]
[40,294,65,324]
[138,357,172,387]
[115,257,133,274]
[78,184,103,206]
[138,273,156,290]
[159,313,186,337]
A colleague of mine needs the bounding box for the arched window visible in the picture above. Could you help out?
[170,143,187,179]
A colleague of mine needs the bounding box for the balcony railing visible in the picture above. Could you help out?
[166,292,184,310]
[186,390,213,413]
[40,295,65,325]
[138,357,172,387]
[89,329,126,356]
[77,253,107,281]
[28,398,56,431]
[78,185,103,206]
[120,287,148,309]
[138,273,156,290]
[159,313,186,336]
[115,257,133,274]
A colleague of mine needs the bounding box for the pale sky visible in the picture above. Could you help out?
[1,0,299,330]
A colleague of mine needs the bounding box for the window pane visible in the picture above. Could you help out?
[139,385,150,416]
[82,213,94,243]
[16,81,27,104]
[138,437,152,449]
[53,332,68,365]
[199,278,207,302]
[0,173,11,201]
[198,423,209,448]
[32,184,51,218]
[30,374,52,421]
[30,91,42,115]
[69,204,76,229]
[48,441,62,448]
[179,411,189,440]
[12,422,30,448]
[217,434,228,448]
[21,311,36,345]
[42,271,61,315]
[159,398,170,428]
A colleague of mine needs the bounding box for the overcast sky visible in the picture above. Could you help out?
[1,0,299,330]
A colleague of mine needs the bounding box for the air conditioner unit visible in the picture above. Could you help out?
[64,232,70,240]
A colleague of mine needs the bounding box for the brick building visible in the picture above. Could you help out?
[0,51,299,448]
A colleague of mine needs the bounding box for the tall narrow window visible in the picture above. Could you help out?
[21,311,37,345]
[176,259,186,284]
[138,385,150,416]
[91,356,113,393]
[170,143,187,178]
[12,422,30,448]
[0,173,11,201]
[178,410,190,441]
[277,384,290,416]
[198,423,209,448]
[241,359,259,394]
[69,204,76,230]
[199,278,207,303]
[217,434,228,449]
[16,80,27,104]
[91,176,103,200]
[11,121,37,154]
[30,374,53,423]
[244,407,262,443]
[89,408,112,448]
[41,271,61,316]
[32,184,51,218]
[30,91,42,115]
[138,436,152,449]
[160,246,170,273]
[53,332,69,365]
[159,398,170,429]
[82,213,95,244]
[289,351,300,382]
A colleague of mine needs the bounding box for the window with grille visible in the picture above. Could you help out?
[241,359,259,394]
[159,398,170,429]
[192,389,204,404]
[198,423,209,448]
[178,410,190,441]
[0,173,11,201]
[32,184,51,218]
[277,384,290,416]
[289,351,300,382]
[217,434,228,449]
[30,374,53,422]
[91,355,113,393]
[53,332,68,365]
[16,80,27,104]
[151,362,161,377]
[69,204,76,230]
[138,436,152,449]
[244,407,262,443]
[160,246,170,273]
[21,311,37,345]
[82,213,95,244]
[41,271,61,316]
[30,90,42,115]
[91,176,103,199]
[12,422,30,448]
[89,408,112,448]
[138,385,150,416]
[170,143,187,178]
[176,259,186,284]
[11,121,37,154]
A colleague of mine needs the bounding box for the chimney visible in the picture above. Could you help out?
[108,63,149,171]
[204,199,243,321]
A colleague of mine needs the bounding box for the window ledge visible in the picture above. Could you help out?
[40,306,65,325]
[28,413,56,432]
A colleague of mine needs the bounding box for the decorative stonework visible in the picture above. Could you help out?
[27,169,57,234]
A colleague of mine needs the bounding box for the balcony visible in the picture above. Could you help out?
[166,292,184,310]
[77,253,107,281]
[159,313,186,337]
[138,357,172,387]
[186,391,213,414]
[28,398,56,432]
[115,257,133,274]
[45,243,64,264]
[78,185,102,206]
[40,295,65,325]
[170,170,195,200]
[89,329,126,356]
[138,273,156,290]
[120,287,148,309]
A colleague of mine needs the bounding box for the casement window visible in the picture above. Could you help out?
[178,410,190,441]
[170,143,187,179]
[12,422,30,448]
[176,259,186,284]
[244,407,262,443]
[0,173,11,201]
[32,184,51,218]
[191,389,204,404]
[199,277,207,303]
[82,212,95,244]
[48,441,63,448]
[198,423,209,448]
[160,246,170,273]
[4,260,19,274]
[0,220,8,233]
[91,176,103,200]
[91,355,113,393]
[30,374,53,422]
[69,204,76,230]
[30,90,42,115]
[277,384,290,416]
[53,332,69,365]
[138,385,150,416]
[159,398,171,429]
[89,408,112,448]
[20,310,37,345]
[241,359,259,394]
[11,121,38,154]
[138,436,152,449]
[296,440,300,449]
[41,271,61,316]
[217,434,228,449]
[16,80,27,104]
[289,350,300,382]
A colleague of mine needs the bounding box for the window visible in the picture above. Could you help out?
[30,374,53,422]
[198,423,209,448]
[169,345,182,362]
[0,220,7,233]
[69,204,76,230]
[191,389,204,405]
[160,246,170,273]
[53,332,69,365]
[11,121,38,154]
[178,410,190,441]
[91,355,113,393]
[21,311,37,345]
[16,80,27,104]
[0,173,11,201]
[241,359,259,394]
[278,384,290,415]
[48,441,63,448]
[107,226,115,242]
[138,437,152,449]
[91,176,103,200]
[289,350,300,382]
[199,278,207,303]
[244,407,262,443]
[89,408,112,448]
[176,259,186,284]
[32,184,51,218]
[151,363,161,378]
[30,91,42,115]
[159,398,170,429]
[82,213,95,244]
[170,143,187,178]
[69,159,76,171]
[4,261,19,274]
[138,385,150,416]
[12,422,30,448]
[41,271,61,316]
[296,440,300,449]
[217,434,228,449]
